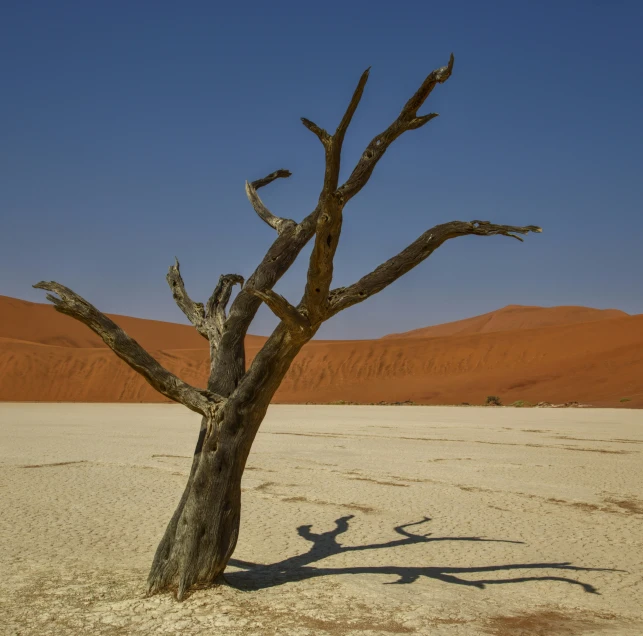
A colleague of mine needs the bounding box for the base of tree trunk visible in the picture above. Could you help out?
[147,426,243,600]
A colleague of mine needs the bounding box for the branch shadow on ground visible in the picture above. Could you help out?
[227,516,619,593]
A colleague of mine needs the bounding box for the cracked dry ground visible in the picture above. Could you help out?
[1,404,642,635]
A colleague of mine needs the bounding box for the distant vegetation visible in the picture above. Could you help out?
[620,397,631,403]
[486,395,502,406]
[328,400,417,406]
[511,400,528,407]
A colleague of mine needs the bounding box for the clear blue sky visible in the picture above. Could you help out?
[2,0,642,339]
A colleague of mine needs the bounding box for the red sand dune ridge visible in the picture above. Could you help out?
[1,295,641,407]
[382,304,628,339]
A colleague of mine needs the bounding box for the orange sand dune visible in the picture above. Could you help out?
[0,295,266,351]
[1,296,641,407]
[278,315,643,407]
[383,304,628,339]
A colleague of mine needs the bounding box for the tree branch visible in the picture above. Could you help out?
[338,54,454,204]
[33,281,221,415]
[303,67,371,199]
[245,180,296,234]
[301,68,372,322]
[400,53,454,117]
[209,56,454,394]
[246,288,311,334]
[206,273,245,338]
[166,260,243,349]
[301,118,331,145]
[166,259,208,339]
[408,113,440,130]
[301,195,342,324]
[207,206,322,396]
[335,67,370,149]
[251,169,292,190]
[326,220,542,316]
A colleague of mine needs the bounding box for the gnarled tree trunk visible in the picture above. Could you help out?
[148,325,309,598]
[147,413,245,600]
[35,53,542,599]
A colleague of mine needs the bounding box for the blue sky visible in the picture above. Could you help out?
[2,0,642,339]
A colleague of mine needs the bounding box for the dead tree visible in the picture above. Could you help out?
[34,54,541,600]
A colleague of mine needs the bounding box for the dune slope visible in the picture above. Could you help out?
[0,295,265,350]
[0,296,641,407]
[382,304,628,339]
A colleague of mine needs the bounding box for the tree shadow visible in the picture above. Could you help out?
[227,516,620,594]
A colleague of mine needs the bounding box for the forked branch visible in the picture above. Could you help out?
[33,281,221,415]
[221,57,456,360]
[301,68,372,322]
[302,67,370,197]
[338,54,454,204]
[206,273,245,340]
[167,261,243,348]
[327,221,542,316]
[300,60,454,324]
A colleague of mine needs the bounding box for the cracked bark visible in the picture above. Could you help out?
[34,53,542,599]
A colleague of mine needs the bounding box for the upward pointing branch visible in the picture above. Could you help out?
[301,118,331,146]
[166,259,208,339]
[165,259,244,397]
[302,67,371,197]
[206,273,245,341]
[166,261,244,349]
[335,67,371,148]
[301,68,372,322]
[339,54,454,204]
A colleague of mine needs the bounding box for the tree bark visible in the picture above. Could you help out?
[147,326,308,599]
[147,410,248,600]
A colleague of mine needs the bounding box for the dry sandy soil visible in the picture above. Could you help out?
[1,404,642,635]
[1,295,642,407]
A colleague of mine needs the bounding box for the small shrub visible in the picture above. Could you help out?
[486,395,502,406]
[620,397,631,403]
[512,400,525,407]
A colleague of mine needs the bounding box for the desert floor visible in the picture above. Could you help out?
[1,404,642,635]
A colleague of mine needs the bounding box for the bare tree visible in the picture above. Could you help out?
[35,54,541,600]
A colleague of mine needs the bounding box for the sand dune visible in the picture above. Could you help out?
[1,295,641,407]
[0,295,265,351]
[275,313,643,407]
[382,304,628,339]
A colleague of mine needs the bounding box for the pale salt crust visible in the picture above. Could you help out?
[1,403,642,635]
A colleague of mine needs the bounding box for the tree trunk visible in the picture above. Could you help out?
[147,412,250,600]
[147,328,307,599]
